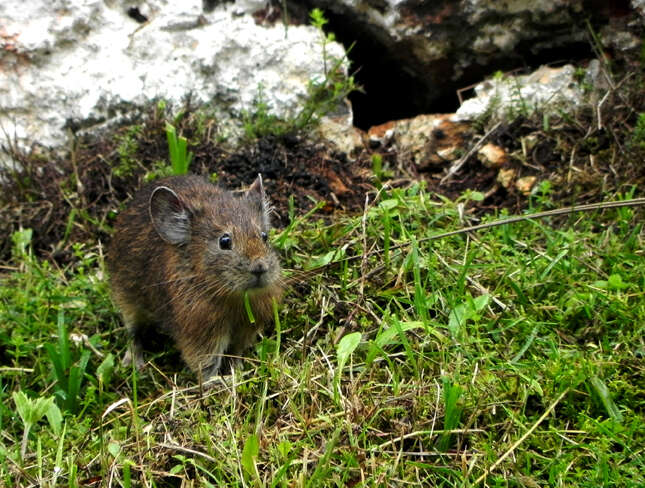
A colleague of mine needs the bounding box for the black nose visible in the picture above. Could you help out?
[251,263,267,277]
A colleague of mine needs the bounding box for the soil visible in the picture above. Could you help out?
[0,115,374,264]
[194,135,372,228]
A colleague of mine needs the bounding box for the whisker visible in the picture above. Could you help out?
[157,279,212,311]
[142,273,202,289]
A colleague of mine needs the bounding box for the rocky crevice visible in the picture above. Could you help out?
[288,0,635,128]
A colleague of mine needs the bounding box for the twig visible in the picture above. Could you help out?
[473,388,570,485]
[3,452,37,486]
[325,197,645,272]
[158,443,217,463]
[374,428,486,451]
[0,367,34,373]
[413,197,645,247]
[440,122,502,185]
[381,450,478,457]
[596,72,634,131]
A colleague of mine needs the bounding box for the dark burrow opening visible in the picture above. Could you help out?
[323,14,597,130]
[289,4,618,131]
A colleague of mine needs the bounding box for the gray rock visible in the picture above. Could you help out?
[0,0,345,154]
[290,0,639,127]
[454,64,590,122]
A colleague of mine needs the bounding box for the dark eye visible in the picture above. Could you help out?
[260,231,268,242]
[219,233,232,250]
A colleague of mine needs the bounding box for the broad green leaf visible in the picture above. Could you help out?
[45,343,65,390]
[277,440,292,459]
[13,392,54,427]
[447,303,469,336]
[336,332,361,374]
[66,367,82,412]
[12,391,30,425]
[306,248,346,270]
[469,191,485,201]
[166,123,178,165]
[177,136,188,173]
[590,376,623,423]
[107,441,121,458]
[46,403,63,436]
[334,332,362,402]
[11,228,33,255]
[378,199,399,210]
[472,295,490,311]
[366,321,425,365]
[79,349,91,375]
[97,353,115,387]
[607,274,628,290]
[448,295,490,336]
[241,433,260,478]
[31,397,55,424]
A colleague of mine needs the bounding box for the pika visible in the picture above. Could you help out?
[106,174,282,381]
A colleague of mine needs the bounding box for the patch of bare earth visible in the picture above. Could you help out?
[0,114,372,264]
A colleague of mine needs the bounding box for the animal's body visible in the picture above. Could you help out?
[106,174,282,380]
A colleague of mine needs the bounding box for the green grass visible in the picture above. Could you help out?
[165,122,193,176]
[1,184,643,486]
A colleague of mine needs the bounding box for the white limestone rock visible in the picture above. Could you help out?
[454,64,590,122]
[0,0,346,153]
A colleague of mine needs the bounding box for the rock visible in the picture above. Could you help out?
[632,0,645,17]
[454,64,590,122]
[436,146,460,161]
[0,0,346,155]
[288,0,636,128]
[521,135,539,156]
[315,100,364,157]
[516,175,538,195]
[497,168,516,189]
[368,114,469,169]
[477,143,507,168]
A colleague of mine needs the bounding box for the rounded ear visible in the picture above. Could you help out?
[246,173,271,228]
[149,186,191,245]
[247,173,265,201]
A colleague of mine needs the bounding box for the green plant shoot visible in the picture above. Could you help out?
[165,122,193,175]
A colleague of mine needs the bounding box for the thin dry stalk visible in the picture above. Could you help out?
[473,388,570,485]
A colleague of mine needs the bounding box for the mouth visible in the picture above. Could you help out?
[247,275,266,290]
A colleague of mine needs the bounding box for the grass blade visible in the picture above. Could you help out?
[241,433,260,481]
[590,376,623,423]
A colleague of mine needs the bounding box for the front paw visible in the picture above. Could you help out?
[200,357,240,390]
[122,346,145,371]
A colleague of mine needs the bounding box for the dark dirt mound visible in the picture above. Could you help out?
[194,135,371,228]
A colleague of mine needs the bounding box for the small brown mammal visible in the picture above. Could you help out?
[107,174,282,380]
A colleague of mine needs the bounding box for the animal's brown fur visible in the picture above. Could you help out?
[106,175,282,380]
